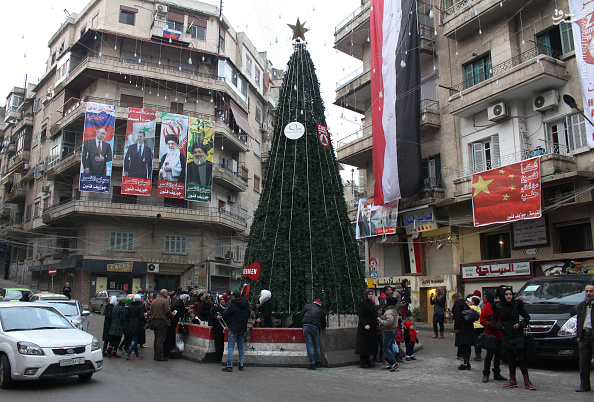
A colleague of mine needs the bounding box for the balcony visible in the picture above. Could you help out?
[214,121,249,153]
[441,0,523,40]
[5,183,28,204]
[447,47,569,117]
[419,24,436,55]
[45,145,82,179]
[42,197,247,233]
[336,124,372,168]
[334,66,370,114]
[13,114,33,132]
[452,141,588,196]
[334,1,371,60]
[8,150,30,171]
[213,164,248,192]
[420,99,441,134]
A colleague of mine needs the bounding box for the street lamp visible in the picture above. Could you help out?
[563,94,594,127]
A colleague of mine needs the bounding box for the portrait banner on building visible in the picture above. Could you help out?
[568,0,594,148]
[185,118,214,202]
[355,196,398,239]
[122,108,156,196]
[157,112,188,199]
[472,157,541,227]
[79,102,115,193]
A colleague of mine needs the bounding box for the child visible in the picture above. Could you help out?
[403,321,419,361]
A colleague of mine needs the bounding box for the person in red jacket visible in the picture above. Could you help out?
[480,289,507,383]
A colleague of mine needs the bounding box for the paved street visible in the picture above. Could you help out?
[0,303,590,402]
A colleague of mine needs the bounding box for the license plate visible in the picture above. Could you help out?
[59,357,85,367]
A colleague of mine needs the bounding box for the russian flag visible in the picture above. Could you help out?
[371,0,422,205]
[163,28,181,40]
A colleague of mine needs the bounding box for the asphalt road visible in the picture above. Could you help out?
[0,310,590,401]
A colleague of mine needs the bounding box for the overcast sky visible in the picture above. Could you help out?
[0,0,363,158]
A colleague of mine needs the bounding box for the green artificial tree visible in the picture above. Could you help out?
[244,20,365,318]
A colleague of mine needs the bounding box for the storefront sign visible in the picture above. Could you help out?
[461,260,531,280]
[107,262,133,272]
[420,277,445,287]
[402,206,437,234]
[512,217,548,248]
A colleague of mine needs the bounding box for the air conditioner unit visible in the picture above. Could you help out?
[156,4,168,15]
[533,90,559,112]
[42,186,50,193]
[147,263,160,273]
[487,102,508,122]
[23,163,29,170]
[228,194,236,203]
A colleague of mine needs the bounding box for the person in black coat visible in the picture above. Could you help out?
[207,294,229,364]
[82,128,113,176]
[576,282,594,392]
[199,294,213,322]
[165,294,188,358]
[220,291,251,371]
[102,296,117,356]
[355,289,379,368]
[124,130,153,179]
[125,295,147,359]
[300,299,327,369]
[492,286,535,390]
[452,292,474,370]
[400,279,412,318]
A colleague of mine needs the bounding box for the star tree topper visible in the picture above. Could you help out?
[288,18,309,41]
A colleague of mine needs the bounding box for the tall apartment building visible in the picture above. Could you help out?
[335,0,594,321]
[0,0,278,302]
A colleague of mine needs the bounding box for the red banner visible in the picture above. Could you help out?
[472,157,541,227]
[316,123,330,149]
[122,108,156,196]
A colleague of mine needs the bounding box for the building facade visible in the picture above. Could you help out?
[0,0,277,302]
[335,0,594,322]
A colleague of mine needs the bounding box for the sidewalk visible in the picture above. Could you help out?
[0,277,32,290]
[413,321,455,332]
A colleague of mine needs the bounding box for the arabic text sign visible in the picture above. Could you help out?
[461,261,531,280]
[512,217,548,248]
[402,206,437,234]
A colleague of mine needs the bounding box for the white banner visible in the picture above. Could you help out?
[568,0,594,148]
[461,261,531,280]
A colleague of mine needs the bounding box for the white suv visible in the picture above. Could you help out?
[0,302,103,388]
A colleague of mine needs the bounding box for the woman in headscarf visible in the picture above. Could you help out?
[199,293,213,322]
[256,289,273,328]
[479,289,507,383]
[103,296,117,356]
[108,297,127,358]
[452,292,474,370]
[492,286,535,390]
[355,289,378,368]
[125,294,147,359]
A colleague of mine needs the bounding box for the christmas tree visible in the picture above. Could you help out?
[244,20,365,317]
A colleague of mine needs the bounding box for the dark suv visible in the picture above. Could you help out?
[515,274,594,360]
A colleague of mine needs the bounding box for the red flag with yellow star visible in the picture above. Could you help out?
[472,157,542,227]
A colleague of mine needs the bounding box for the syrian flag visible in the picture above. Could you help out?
[371,0,422,205]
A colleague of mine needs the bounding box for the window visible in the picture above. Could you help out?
[255,105,262,122]
[33,200,41,218]
[215,241,225,258]
[255,67,261,86]
[241,166,249,181]
[556,222,592,253]
[543,183,575,208]
[254,175,260,192]
[191,25,206,40]
[51,52,56,65]
[164,235,187,254]
[481,232,511,260]
[464,54,491,89]
[537,22,574,57]
[546,114,587,154]
[246,56,253,75]
[119,10,135,25]
[33,98,42,113]
[233,245,243,262]
[59,42,64,53]
[109,231,134,251]
[45,239,53,256]
[166,20,184,32]
[422,154,441,188]
[470,135,499,173]
[254,140,260,156]
[27,243,33,259]
[36,240,43,258]
[240,78,248,96]
[43,197,50,210]
[25,205,31,221]
[170,102,184,114]
[92,13,99,28]
[32,131,39,148]
[219,27,225,52]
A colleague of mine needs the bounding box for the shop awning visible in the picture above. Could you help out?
[228,102,252,138]
[30,255,83,272]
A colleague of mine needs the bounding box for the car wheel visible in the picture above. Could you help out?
[0,354,14,389]
[100,304,105,315]
[78,373,93,381]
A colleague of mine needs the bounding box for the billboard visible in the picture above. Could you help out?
[157,113,188,199]
[186,118,215,202]
[122,107,156,196]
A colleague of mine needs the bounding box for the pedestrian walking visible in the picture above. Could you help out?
[355,289,378,368]
[125,294,147,360]
[403,321,418,361]
[151,289,175,361]
[479,290,507,383]
[430,288,446,338]
[102,296,117,356]
[221,290,251,372]
[492,286,535,390]
[300,299,327,370]
[575,281,594,392]
[452,292,474,370]
[470,296,483,361]
[108,297,127,358]
[378,296,400,371]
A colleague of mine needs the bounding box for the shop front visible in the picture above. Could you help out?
[208,262,242,293]
[460,259,534,298]
[86,260,147,300]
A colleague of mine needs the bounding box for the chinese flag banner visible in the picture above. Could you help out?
[472,157,541,227]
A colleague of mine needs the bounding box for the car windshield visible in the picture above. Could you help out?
[5,290,26,300]
[0,306,73,331]
[516,280,588,304]
[47,302,79,316]
[108,291,127,297]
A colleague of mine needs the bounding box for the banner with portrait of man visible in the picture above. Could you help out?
[355,196,399,239]
[185,118,215,202]
[79,102,116,193]
[122,108,156,196]
[157,112,188,199]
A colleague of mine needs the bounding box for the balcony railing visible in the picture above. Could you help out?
[448,46,563,96]
[337,124,373,148]
[421,99,439,111]
[336,64,370,90]
[419,24,435,39]
[335,0,371,35]
[440,0,474,20]
[454,140,573,179]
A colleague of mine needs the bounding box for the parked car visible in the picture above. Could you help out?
[0,288,33,302]
[0,302,102,388]
[32,299,90,332]
[515,274,594,361]
[89,290,127,314]
[29,293,69,302]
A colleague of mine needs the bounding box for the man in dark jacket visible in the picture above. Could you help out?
[300,299,326,370]
[576,283,594,392]
[208,294,229,363]
[220,290,251,372]
[151,289,174,361]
